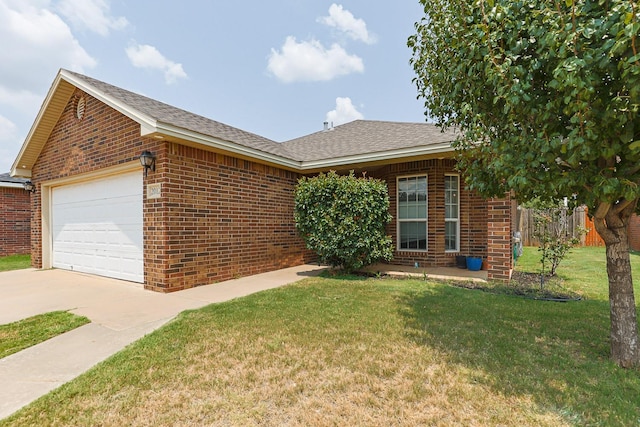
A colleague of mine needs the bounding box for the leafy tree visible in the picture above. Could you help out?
[409,0,640,367]
[294,171,394,272]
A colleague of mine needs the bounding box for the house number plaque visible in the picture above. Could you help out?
[147,183,162,199]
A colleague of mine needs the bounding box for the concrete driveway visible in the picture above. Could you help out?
[0,265,324,420]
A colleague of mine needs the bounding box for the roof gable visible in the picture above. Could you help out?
[12,70,456,177]
[11,77,76,178]
[61,71,289,158]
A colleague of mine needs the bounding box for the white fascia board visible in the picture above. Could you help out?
[11,71,157,177]
[11,169,32,179]
[147,122,302,170]
[147,122,455,172]
[0,182,26,189]
[10,73,66,177]
[297,142,454,170]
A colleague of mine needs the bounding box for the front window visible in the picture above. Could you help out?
[445,175,459,252]
[397,175,427,250]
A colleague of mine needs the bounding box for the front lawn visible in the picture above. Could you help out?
[2,247,639,426]
[0,254,30,272]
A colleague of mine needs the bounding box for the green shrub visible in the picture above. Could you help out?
[294,171,394,272]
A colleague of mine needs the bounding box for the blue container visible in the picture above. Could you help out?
[466,257,482,271]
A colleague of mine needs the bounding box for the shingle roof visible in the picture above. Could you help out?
[63,70,292,159]
[13,70,457,176]
[281,120,457,162]
[64,71,456,163]
[0,172,27,184]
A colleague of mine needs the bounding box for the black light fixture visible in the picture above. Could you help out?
[23,180,36,193]
[139,150,156,177]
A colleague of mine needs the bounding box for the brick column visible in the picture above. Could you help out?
[487,194,513,282]
[0,188,31,256]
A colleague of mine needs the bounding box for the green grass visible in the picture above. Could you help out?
[518,245,631,300]
[0,254,30,272]
[0,311,90,359]
[2,247,639,426]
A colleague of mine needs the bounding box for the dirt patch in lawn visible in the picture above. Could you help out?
[448,271,583,301]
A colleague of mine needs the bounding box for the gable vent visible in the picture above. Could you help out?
[76,96,86,120]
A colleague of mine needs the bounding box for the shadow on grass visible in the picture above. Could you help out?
[398,284,640,426]
[319,270,369,281]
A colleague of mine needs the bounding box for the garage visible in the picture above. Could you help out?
[51,172,143,283]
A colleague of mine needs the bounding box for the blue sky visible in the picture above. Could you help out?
[0,1,427,173]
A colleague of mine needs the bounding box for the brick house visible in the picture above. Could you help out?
[0,173,31,256]
[629,214,640,252]
[11,69,514,292]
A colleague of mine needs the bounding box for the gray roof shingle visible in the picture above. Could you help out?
[64,70,292,159]
[281,120,457,162]
[64,71,456,164]
[0,172,27,184]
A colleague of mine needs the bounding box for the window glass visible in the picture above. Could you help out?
[398,176,428,251]
[444,175,459,251]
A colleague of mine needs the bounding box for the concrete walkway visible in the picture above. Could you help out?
[0,265,325,420]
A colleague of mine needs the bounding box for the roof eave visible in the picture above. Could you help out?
[297,142,455,171]
[144,122,302,171]
[0,182,26,189]
[11,69,158,178]
[147,124,456,173]
[10,72,72,178]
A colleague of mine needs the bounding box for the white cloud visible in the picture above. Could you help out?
[0,146,18,173]
[0,1,97,92]
[0,86,44,116]
[0,1,99,173]
[0,114,22,173]
[319,4,376,44]
[326,97,364,126]
[267,36,364,83]
[56,0,128,36]
[126,43,188,84]
[0,115,17,142]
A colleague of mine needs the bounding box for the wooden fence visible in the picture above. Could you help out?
[517,206,604,247]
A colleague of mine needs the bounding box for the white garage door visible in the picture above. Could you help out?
[52,172,143,283]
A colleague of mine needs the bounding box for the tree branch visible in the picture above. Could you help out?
[613,198,633,215]
[594,202,611,219]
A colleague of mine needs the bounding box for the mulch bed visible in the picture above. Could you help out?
[448,270,583,301]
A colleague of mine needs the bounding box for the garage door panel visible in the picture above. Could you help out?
[52,172,143,283]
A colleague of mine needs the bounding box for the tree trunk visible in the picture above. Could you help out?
[593,201,640,368]
[605,231,639,368]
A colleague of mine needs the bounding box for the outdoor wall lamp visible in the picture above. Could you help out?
[23,180,36,193]
[139,150,156,177]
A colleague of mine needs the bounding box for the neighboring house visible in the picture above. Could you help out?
[11,69,514,292]
[0,173,31,256]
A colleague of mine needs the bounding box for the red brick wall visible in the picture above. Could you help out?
[0,187,31,256]
[486,195,513,281]
[144,142,313,292]
[629,214,640,252]
[31,89,313,291]
[373,159,489,267]
[29,87,513,289]
[30,90,146,269]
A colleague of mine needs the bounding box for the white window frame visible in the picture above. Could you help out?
[397,174,428,252]
[444,174,460,253]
